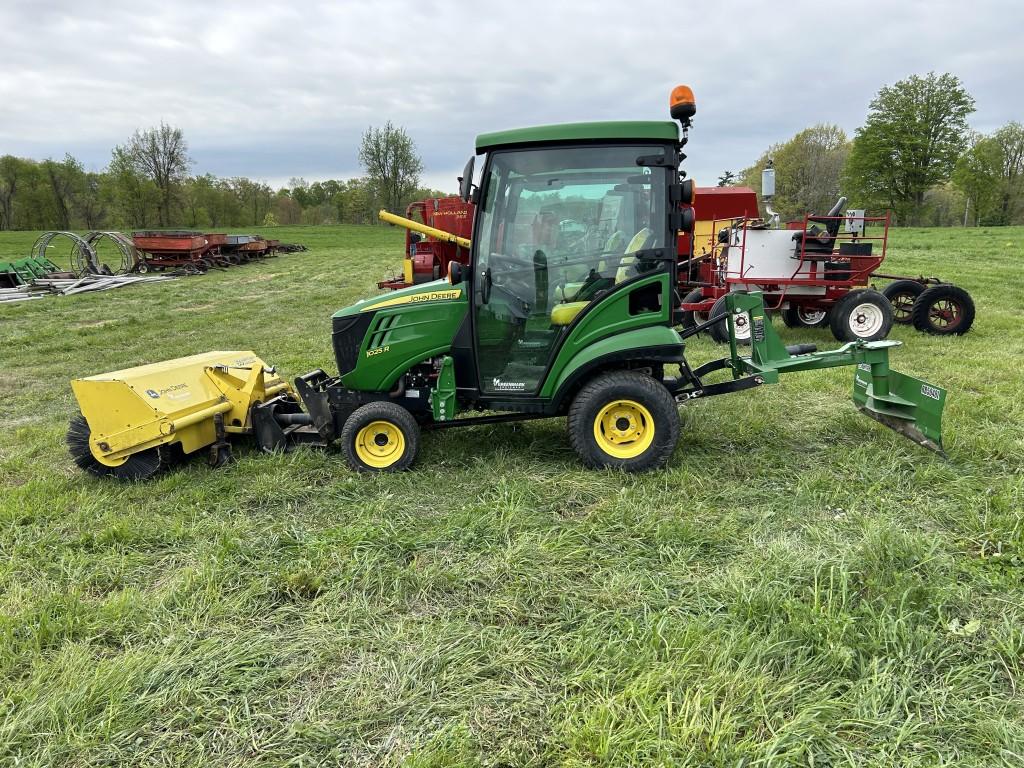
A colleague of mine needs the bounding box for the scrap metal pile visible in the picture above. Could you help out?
[0,229,307,303]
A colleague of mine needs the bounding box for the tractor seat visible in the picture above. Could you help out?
[550,301,589,326]
[549,227,654,327]
[792,196,848,258]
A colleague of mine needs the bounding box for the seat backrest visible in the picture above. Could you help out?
[614,227,654,284]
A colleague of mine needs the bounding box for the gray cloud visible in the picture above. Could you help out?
[1,0,1020,191]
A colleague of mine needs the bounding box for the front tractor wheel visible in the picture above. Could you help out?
[568,371,680,472]
[829,289,893,342]
[341,402,420,472]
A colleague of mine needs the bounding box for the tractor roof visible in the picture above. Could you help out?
[475,120,679,153]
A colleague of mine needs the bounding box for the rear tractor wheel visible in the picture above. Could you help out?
[340,401,420,472]
[911,284,975,335]
[829,289,893,342]
[568,371,680,472]
[881,279,926,325]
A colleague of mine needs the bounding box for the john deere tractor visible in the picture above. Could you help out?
[68,86,947,479]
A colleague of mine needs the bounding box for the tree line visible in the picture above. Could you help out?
[720,72,1024,227]
[0,121,442,231]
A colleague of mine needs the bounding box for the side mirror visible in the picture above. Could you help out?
[458,156,475,203]
[448,260,464,285]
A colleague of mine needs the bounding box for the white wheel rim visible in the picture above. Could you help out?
[732,312,751,339]
[798,308,826,325]
[849,303,884,337]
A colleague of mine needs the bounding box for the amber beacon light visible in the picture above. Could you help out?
[670,85,696,122]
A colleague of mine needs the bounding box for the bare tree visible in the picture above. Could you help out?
[359,122,424,214]
[116,123,192,226]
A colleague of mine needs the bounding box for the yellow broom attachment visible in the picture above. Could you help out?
[68,351,290,480]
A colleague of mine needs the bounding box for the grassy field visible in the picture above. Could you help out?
[1,225,1022,767]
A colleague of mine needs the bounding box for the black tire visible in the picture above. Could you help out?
[829,289,893,342]
[707,294,752,345]
[679,288,709,333]
[340,401,420,472]
[782,304,829,328]
[136,261,149,274]
[568,371,680,472]
[882,279,926,325]
[911,284,975,335]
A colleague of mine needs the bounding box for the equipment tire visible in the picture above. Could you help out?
[679,288,709,333]
[782,304,829,328]
[568,371,679,472]
[136,261,149,274]
[829,289,893,342]
[341,401,420,472]
[911,284,975,335]
[882,279,926,325]
[707,294,752,345]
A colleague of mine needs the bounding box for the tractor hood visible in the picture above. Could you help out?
[333,278,463,319]
[331,278,469,391]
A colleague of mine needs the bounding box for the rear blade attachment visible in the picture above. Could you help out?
[852,364,946,455]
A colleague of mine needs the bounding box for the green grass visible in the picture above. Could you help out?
[1,225,1022,766]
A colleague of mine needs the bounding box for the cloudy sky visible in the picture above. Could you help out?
[1,0,1021,192]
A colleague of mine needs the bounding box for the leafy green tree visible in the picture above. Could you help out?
[0,155,29,230]
[717,170,736,186]
[41,154,84,230]
[740,124,850,220]
[359,122,423,214]
[844,73,975,224]
[992,122,1024,224]
[952,134,1003,225]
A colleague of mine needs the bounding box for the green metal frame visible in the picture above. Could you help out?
[723,292,945,453]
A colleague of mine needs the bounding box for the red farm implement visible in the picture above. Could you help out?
[132,231,213,274]
[679,196,976,342]
[378,197,474,290]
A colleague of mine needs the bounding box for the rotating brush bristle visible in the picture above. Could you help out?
[66,413,165,481]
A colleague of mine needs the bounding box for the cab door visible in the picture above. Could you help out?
[471,144,670,396]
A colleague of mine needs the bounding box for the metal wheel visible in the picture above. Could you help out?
[708,294,752,345]
[882,279,926,325]
[782,305,829,328]
[829,289,893,342]
[911,284,975,335]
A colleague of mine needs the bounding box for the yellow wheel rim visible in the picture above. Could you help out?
[592,399,656,459]
[354,420,406,468]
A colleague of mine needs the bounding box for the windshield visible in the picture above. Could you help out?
[475,144,670,280]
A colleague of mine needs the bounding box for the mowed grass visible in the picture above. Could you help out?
[1,224,1022,767]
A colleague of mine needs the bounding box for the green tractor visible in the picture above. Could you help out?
[249,86,946,473]
[69,86,948,479]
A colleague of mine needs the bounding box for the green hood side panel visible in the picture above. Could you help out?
[337,280,469,391]
[541,273,679,398]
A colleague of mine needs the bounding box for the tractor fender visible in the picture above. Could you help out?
[545,326,685,410]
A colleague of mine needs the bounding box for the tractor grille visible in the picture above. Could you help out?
[368,313,401,350]
[332,312,374,377]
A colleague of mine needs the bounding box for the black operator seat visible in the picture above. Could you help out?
[793,196,848,256]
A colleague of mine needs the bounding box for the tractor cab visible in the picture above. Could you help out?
[463,128,682,396]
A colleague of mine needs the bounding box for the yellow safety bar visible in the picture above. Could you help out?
[378,209,471,249]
